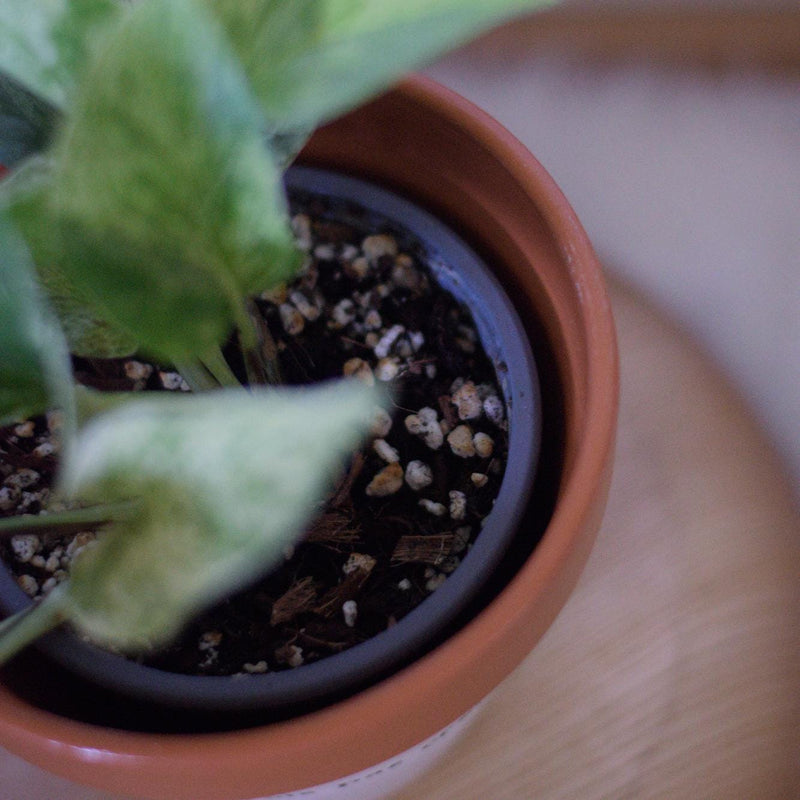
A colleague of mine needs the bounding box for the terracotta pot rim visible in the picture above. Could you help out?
[0,75,619,799]
[396,76,618,567]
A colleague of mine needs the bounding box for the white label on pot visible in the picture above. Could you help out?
[253,700,485,800]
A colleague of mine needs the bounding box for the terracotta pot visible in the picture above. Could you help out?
[0,75,618,799]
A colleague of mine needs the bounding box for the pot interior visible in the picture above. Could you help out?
[0,167,544,727]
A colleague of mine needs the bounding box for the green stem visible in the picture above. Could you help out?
[200,347,241,388]
[0,501,136,540]
[234,297,259,353]
[53,380,79,468]
[0,590,66,666]
[244,298,282,386]
[174,359,218,392]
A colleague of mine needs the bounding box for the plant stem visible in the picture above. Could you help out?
[54,378,79,469]
[244,298,283,386]
[173,359,218,392]
[0,501,135,540]
[0,590,66,666]
[201,347,241,387]
[234,296,259,353]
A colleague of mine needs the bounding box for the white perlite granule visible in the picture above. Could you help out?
[342,600,358,628]
[405,460,433,491]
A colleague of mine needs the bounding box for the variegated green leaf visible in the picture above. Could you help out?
[57,380,378,651]
[0,213,74,427]
[49,0,300,363]
[2,157,136,358]
[205,0,553,130]
[0,0,120,109]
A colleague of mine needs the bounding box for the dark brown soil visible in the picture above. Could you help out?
[0,188,509,677]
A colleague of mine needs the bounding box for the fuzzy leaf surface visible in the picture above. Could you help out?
[49,0,299,363]
[0,213,74,426]
[0,0,119,109]
[205,0,553,129]
[2,158,136,358]
[58,381,378,651]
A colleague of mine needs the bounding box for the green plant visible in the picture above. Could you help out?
[0,0,549,664]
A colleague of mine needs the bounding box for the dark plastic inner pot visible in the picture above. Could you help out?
[0,167,541,717]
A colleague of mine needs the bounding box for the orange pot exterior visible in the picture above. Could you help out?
[0,76,618,800]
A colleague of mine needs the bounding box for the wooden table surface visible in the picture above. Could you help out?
[2,278,799,799]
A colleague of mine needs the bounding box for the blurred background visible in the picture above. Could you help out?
[405,7,800,797]
[428,0,800,493]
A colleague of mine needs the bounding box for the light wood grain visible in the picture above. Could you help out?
[1,279,798,798]
[394,278,800,799]
[465,8,800,74]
